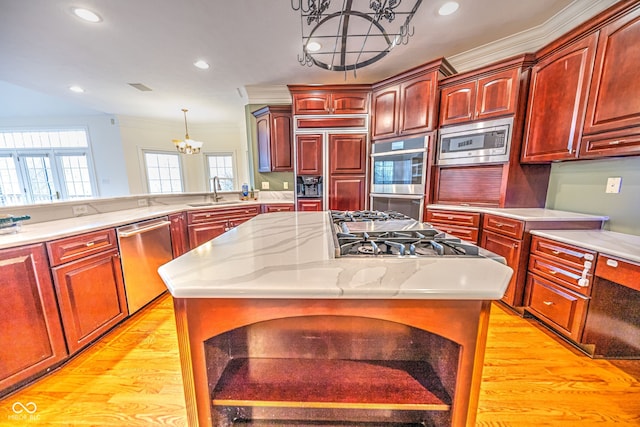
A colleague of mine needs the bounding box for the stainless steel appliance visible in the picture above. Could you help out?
[296,175,323,198]
[437,117,513,166]
[370,135,428,220]
[117,216,173,314]
[330,210,501,260]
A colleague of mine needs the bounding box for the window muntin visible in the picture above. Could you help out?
[144,151,183,194]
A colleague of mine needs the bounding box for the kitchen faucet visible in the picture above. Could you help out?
[210,176,223,202]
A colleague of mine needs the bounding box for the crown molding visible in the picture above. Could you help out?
[244,85,292,105]
[444,0,619,73]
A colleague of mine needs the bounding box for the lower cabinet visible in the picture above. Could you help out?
[262,204,295,213]
[169,212,189,258]
[47,229,128,355]
[0,244,67,396]
[480,228,524,306]
[425,209,481,244]
[188,205,261,248]
[296,198,323,211]
[329,175,366,211]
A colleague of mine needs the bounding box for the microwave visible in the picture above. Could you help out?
[437,117,513,165]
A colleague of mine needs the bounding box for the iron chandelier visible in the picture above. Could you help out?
[291,0,423,75]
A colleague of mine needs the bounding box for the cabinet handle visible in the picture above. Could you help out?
[548,270,557,275]
[85,241,95,247]
[551,250,560,255]
[447,216,454,220]
[543,301,554,306]
[606,259,618,268]
[513,243,519,248]
[609,140,624,145]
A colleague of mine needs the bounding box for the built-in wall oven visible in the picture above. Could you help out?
[370,135,428,220]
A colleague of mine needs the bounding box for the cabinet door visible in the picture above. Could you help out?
[296,134,323,175]
[270,111,293,171]
[328,133,367,174]
[51,248,128,355]
[296,199,323,211]
[188,221,229,248]
[475,68,519,121]
[439,81,476,126]
[256,114,272,172]
[521,33,598,162]
[293,93,330,114]
[329,175,366,211]
[169,212,189,258]
[0,244,67,392]
[330,92,369,114]
[371,87,399,140]
[583,9,640,137]
[480,230,523,306]
[399,73,437,135]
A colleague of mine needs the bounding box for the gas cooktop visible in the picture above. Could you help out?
[330,210,484,258]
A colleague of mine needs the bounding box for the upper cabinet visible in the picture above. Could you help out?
[252,105,293,172]
[371,58,455,141]
[522,1,640,162]
[439,68,520,126]
[289,85,370,115]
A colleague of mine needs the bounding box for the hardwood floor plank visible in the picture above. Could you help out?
[1,296,638,426]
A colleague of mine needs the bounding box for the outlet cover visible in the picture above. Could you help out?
[605,177,622,194]
[283,182,289,189]
[72,205,89,216]
[137,199,148,207]
[261,181,270,190]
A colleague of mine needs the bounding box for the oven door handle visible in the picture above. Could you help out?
[370,148,426,157]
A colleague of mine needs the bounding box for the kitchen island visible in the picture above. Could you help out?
[158,211,513,427]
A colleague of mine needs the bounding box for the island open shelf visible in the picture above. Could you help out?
[173,297,492,426]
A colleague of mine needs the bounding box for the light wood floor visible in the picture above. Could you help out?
[1,295,639,426]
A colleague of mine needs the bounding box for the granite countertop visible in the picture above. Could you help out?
[529,229,640,264]
[158,212,513,300]
[426,204,609,222]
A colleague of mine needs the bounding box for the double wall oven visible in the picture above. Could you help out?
[370,135,429,221]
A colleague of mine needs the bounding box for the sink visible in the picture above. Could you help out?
[187,201,241,207]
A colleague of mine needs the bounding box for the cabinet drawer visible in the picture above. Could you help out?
[483,214,524,239]
[430,222,479,244]
[426,209,480,227]
[530,236,596,270]
[595,254,640,292]
[262,204,295,213]
[525,273,588,340]
[47,229,117,266]
[528,254,592,296]
[188,206,260,224]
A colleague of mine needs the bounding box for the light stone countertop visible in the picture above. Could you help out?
[530,229,640,264]
[158,211,514,300]
[427,204,609,222]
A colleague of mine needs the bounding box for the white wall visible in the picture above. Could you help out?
[0,114,130,198]
[116,115,249,194]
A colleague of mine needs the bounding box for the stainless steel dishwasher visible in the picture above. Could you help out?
[116,216,173,314]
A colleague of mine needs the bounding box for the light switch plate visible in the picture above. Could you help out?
[261,181,269,190]
[605,177,622,193]
[283,182,289,189]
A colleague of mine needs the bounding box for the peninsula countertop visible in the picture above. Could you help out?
[158,211,514,300]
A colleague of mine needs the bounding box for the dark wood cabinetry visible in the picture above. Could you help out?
[296,198,323,211]
[328,133,367,211]
[187,205,260,248]
[523,1,640,162]
[262,204,294,213]
[0,244,67,396]
[252,105,293,172]
[169,212,189,258]
[289,86,370,115]
[440,68,519,126]
[296,133,323,175]
[47,229,128,355]
[425,209,481,244]
[371,59,454,141]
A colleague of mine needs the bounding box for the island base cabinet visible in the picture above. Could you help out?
[173,297,492,427]
[0,244,67,396]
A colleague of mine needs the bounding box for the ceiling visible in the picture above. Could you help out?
[0,0,619,125]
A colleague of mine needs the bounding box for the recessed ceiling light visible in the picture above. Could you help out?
[69,85,85,93]
[438,1,459,16]
[72,7,102,23]
[193,60,210,70]
[306,41,322,52]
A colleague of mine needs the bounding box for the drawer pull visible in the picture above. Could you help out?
[609,140,624,145]
[85,242,95,247]
[447,216,454,220]
[543,301,554,306]
[548,270,557,275]
[606,259,618,268]
[551,250,561,255]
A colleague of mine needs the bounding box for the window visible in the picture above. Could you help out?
[144,151,183,194]
[206,153,235,191]
[0,129,97,206]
